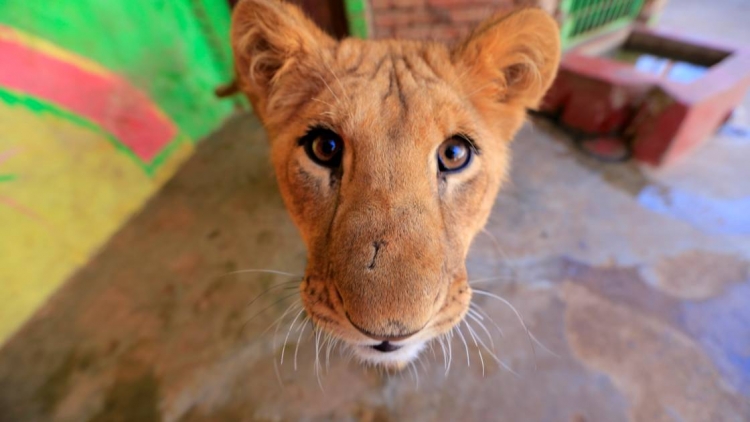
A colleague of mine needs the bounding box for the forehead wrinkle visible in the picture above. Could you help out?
[383,51,408,118]
[329,44,443,130]
[332,43,467,164]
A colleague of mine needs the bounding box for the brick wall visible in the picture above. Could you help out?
[369,0,561,43]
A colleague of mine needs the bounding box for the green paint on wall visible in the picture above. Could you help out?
[0,0,235,142]
[0,174,16,183]
[344,0,370,39]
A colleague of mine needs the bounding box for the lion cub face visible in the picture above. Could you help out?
[231,0,559,367]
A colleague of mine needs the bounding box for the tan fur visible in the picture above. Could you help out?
[230,0,560,366]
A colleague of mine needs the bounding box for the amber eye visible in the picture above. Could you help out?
[301,128,343,168]
[438,136,473,173]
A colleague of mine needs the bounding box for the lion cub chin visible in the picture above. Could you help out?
[230,0,560,367]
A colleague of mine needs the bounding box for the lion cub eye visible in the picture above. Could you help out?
[438,136,474,173]
[301,128,343,168]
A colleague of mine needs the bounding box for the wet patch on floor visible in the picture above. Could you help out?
[646,250,749,300]
[563,282,750,422]
[638,185,750,235]
[682,282,750,397]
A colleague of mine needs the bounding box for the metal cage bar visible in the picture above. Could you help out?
[560,0,645,49]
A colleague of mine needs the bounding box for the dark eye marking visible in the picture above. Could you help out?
[298,126,344,168]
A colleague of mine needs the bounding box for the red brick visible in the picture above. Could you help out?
[375,25,394,39]
[370,0,392,10]
[407,8,444,24]
[374,9,415,27]
[430,23,470,42]
[392,22,470,42]
[397,0,427,6]
[427,0,493,6]
[393,24,433,40]
[446,6,496,23]
[375,7,443,27]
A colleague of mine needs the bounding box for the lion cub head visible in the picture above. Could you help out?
[230,0,560,367]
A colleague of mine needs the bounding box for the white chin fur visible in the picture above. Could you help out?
[351,341,427,367]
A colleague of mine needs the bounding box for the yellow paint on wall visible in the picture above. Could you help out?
[0,102,193,344]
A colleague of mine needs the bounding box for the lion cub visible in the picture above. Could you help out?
[230,0,560,367]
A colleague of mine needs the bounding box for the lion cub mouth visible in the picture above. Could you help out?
[355,340,427,368]
[371,341,400,352]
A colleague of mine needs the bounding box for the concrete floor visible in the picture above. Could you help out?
[2,1,750,421]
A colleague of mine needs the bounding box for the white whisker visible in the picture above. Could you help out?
[244,281,299,309]
[273,356,285,388]
[268,299,300,338]
[317,74,342,105]
[470,303,505,338]
[294,316,309,371]
[281,308,306,365]
[314,327,324,390]
[466,309,495,349]
[446,329,454,376]
[480,228,511,262]
[271,303,298,388]
[466,319,519,378]
[464,320,486,377]
[324,63,350,103]
[473,289,537,367]
[243,292,299,330]
[417,353,427,372]
[325,334,335,373]
[530,332,562,358]
[409,361,420,388]
[438,336,448,372]
[457,325,471,367]
[468,307,484,320]
[477,348,486,377]
[270,300,301,385]
[469,276,514,285]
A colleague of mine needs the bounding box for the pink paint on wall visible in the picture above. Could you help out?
[0,34,177,162]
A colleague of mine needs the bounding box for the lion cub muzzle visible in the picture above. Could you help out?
[326,196,447,342]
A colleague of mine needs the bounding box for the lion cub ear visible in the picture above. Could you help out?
[453,9,561,111]
[230,0,335,116]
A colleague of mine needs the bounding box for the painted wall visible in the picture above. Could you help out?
[0,1,236,344]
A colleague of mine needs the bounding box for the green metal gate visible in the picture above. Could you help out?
[560,0,645,49]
